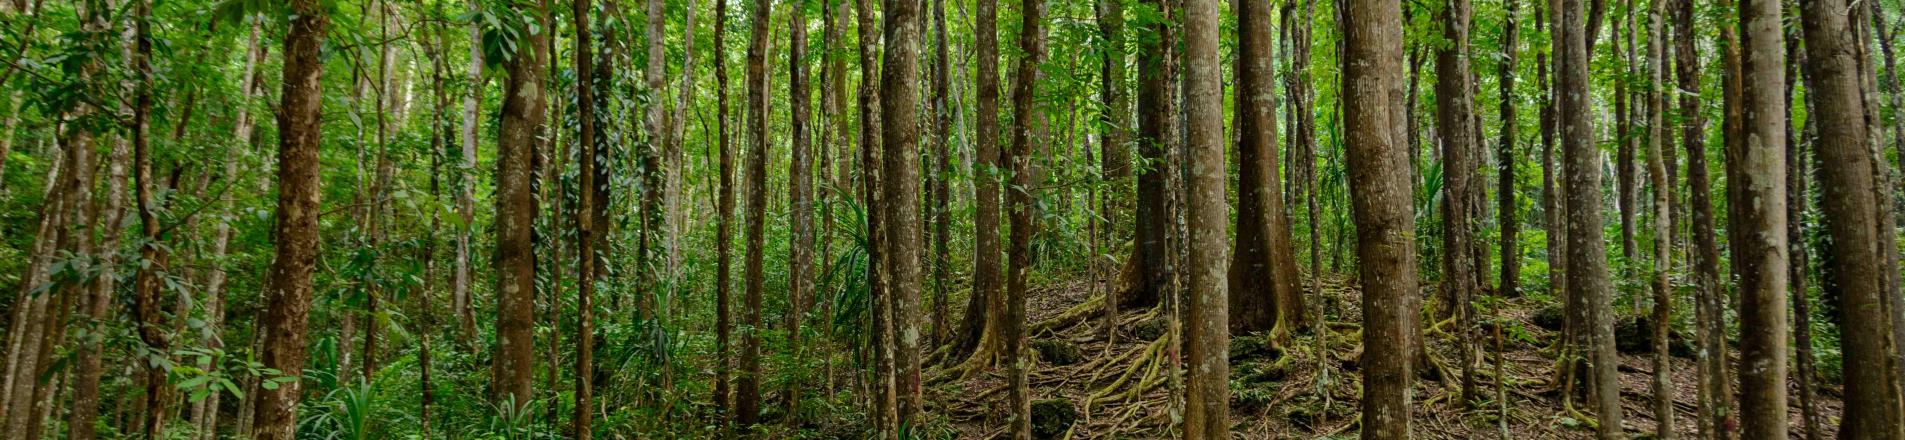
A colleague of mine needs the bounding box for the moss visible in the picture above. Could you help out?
[1030,398,1077,439]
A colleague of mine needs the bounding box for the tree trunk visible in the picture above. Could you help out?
[1182,0,1227,435]
[950,0,1004,367]
[455,0,483,346]
[1342,0,1417,435]
[929,0,952,354]
[1788,33,1825,440]
[853,0,897,431]
[1229,0,1304,341]
[1558,0,1623,434]
[879,0,926,423]
[571,0,598,436]
[1671,0,1730,435]
[1128,0,1178,313]
[1729,2,1792,435]
[1615,4,1637,262]
[1498,0,1522,299]
[712,0,734,418]
[1798,0,1905,434]
[1643,0,1673,436]
[489,0,545,411]
[738,0,771,423]
[1434,0,1481,406]
[253,0,329,437]
[1004,0,1048,434]
[786,0,813,424]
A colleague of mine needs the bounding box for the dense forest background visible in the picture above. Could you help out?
[0,0,1897,437]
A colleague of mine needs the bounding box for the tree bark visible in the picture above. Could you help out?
[738,0,771,423]
[1558,0,1623,434]
[1341,0,1417,435]
[1182,0,1227,434]
[853,0,897,430]
[951,0,1005,366]
[1498,0,1522,299]
[1434,0,1482,406]
[1798,0,1905,434]
[786,0,813,424]
[253,0,329,437]
[1643,0,1673,436]
[1671,0,1730,435]
[455,0,483,346]
[489,0,545,412]
[879,0,926,423]
[713,0,735,418]
[1004,0,1048,434]
[1229,0,1304,341]
[572,0,598,436]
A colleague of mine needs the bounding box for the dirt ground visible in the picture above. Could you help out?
[925,273,1844,439]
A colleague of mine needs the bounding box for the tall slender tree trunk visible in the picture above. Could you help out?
[712,0,735,418]
[1729,1,1792,435]
[128,1,176,436]
[1230,0,1304,341]
[951,0,1005,368]
[1004,0,1049,435]
[254,0,329,437]
[1434,0,1482,406]
[1558,0,1624,434]
[738,0,771,423]
[1643,0,1673,436]
[571,0,598,436]
[455,0,483,345]
[786,0,813,424]
[929,0,952,353]
[879,0,926,423]
[1672,0,1730,435]
[1798,0,1905,434]
[1498,0,1523,299]
[490,0,545,411]
[61,2,125,437]
[1182,0,1227,434]
[1788,33,1825,440]
[853,0,898,431]
[1342,0,1417,434]
[1129,0,1178,312]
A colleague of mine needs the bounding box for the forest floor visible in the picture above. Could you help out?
[919,273,1844,439]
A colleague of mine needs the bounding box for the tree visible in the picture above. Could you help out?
[490,0,546,411]
[456,0,483,344]
[1341,0,1418,435]
[1557,0,1623,434]
[571,0,599,436]
[1798,0,1905,434]
[786,0,813,423]
[738,0,771,422]
[713,0,735,417]
[1672,0,1731,433]
[1182,0,1227,434]
[854,0,898,430]
[59,2,124,438]
[253,0,329,437]
[949,0,1004,368]
[1497,0,1522,300]
[1434,0,1481,405]
[1229,0,1304,341]
[1005,0,1050,433]
[1642,0,1674,434]
[879,0,926,422]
